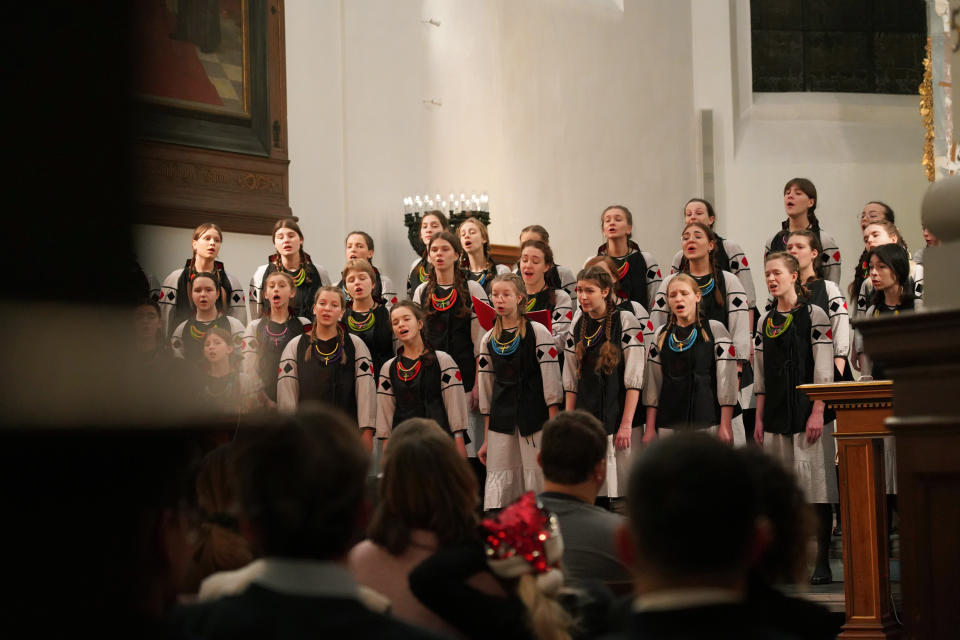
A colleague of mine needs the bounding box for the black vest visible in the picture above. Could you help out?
[256,316,307,402]
[180,316,236,365]
[572,313,626,436]
[345,305,393,375]
[769,222,823,255]
[296,334,357,416]
[761,306,815,435]
[173,260,235,333]
[424,286,477,392]
[657,323,719,430]
[488,328,549,437]
[692,272,729,327]
[466,264,498,294]
[389,354,451,434]
[607,250,650,311]
[261,261,322,321]
[407,258,430,298]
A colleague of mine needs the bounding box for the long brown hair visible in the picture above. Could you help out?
[271,218,315,284]
[423,231,471,319]
[520,239,558,309]
[304,286,347,364]
[192,445,253,583]
[678,222,724,307]
[368,418,479,555]
[574,266,620,377]
[765,251,808,302]
[390,301,435,365]
[189,224,227,307]
[655,273,711,351]
[783,178,819,228]
[458,216,496,272]
[190,223,223,264]
[597,205,641,254]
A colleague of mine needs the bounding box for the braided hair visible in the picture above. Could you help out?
[270,218,315,285]
[785,229,825,282]
[489,273,529,342]
[678,222,725,307]
[423,231,472,319]
[458,216,498,277]
[304,286,347,364]
[574,266,621,377]
[655,273,711,351]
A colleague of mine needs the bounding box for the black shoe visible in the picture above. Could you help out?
[810,564,832,585]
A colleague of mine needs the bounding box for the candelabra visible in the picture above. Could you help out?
[402,191,491,254]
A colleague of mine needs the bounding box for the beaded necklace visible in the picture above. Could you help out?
[396,357,422,382]
[418,263,429,283]
[189,320,213,341]
[697,275,715,295]
[431,287,458,312]
[284,266,306,287]
[491,328,521,356]
[264,322,289,347]
[764,312,794,339]
[471,270,488,286]
[313,337,342,365]
[583,322,605,348]
[347,309,376,332]
[668,326,698,352]
[525,295,537,313]
[616,259,629,279]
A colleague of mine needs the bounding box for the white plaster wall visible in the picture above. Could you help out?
[691,0,931,301]
[137,0,698,296]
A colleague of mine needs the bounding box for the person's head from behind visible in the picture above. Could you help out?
[618,434,763,592]
[860,201,894,230]
[233,407,370,560]
[190,444,254,589]
[368,418,479,555]
[538,411,607,495]
[738,447,812,585]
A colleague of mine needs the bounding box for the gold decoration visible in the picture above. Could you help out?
[920,38,935,182]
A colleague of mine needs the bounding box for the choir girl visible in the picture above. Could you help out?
[574,255,655,345]
[764,178,841,285]
[337,231,398,307]
[754,251,836,585]
[642,273,738,443]
[170,272,246,365]
[859,243,922,502]
[277,286,377,451]
[784,230,851,379]
[563,266,645,498]
[517,239,574,352]
[406,210,450,298]
[342,258,396,376]
[239,271,309,410]
[376,302,469,457]
[855,220,922,315]
[593,205,662,311]
[669,198,757,318]
[850,201,895,305]
[651,222,750,370]
[197,327,244,415]
[411,231,489,457]
[518,225,577,294]
[458,216,509,294]
[249,218,330,322]
[476,274,563,510]
[159,223,246,336]
[914,222,940,266]
[859,243,924,380]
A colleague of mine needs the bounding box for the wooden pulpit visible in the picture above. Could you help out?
[800,381,901,640]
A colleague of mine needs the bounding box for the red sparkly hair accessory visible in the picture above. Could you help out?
[481,492,564,579]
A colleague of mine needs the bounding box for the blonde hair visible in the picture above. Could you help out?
[516,573,573,640]
[490,273,528,342]
[192,445,253,584]
[656,274,710,351]
[341,257,376,282]
[574,266,620,377]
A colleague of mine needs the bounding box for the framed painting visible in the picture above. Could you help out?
[133,0,290,234]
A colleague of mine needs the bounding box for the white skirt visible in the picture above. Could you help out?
[660,422,745,447]
[763,422,839,504]
[483,429,543,510]
[597,434,632,499]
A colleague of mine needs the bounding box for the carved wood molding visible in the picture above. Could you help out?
[490,243,520,267]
